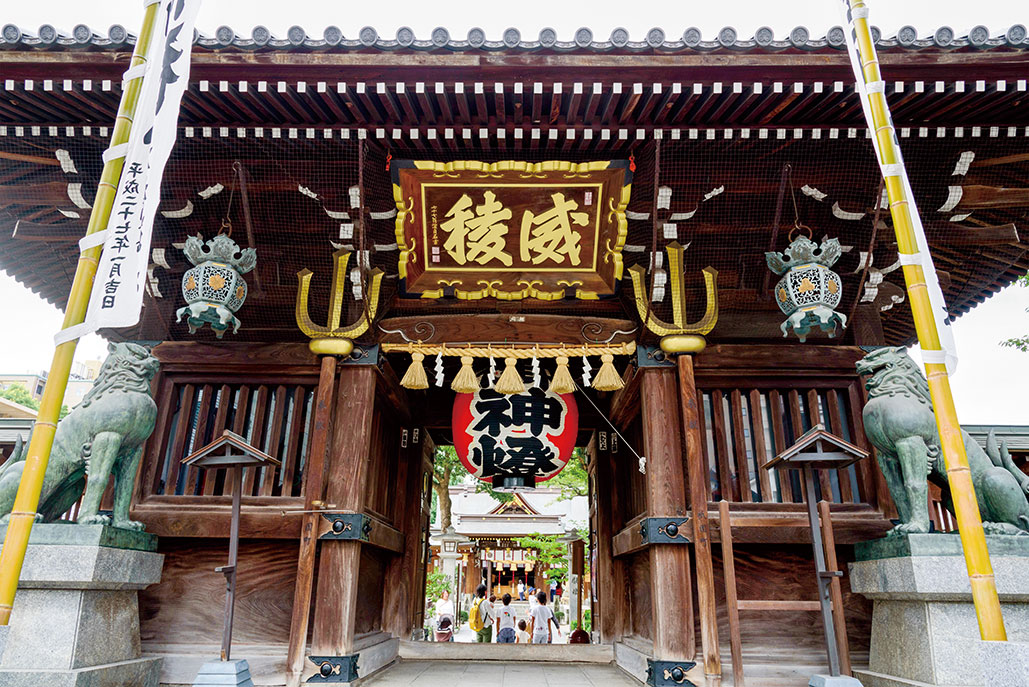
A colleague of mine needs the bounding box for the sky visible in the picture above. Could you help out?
[1,1,1027,424]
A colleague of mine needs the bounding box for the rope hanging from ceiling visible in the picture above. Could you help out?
[381,341,635,394]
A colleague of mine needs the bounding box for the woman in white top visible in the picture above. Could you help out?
[529,590,560,644]
[434,590,455,620]
[495,593,518,643]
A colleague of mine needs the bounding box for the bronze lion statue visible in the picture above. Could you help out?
[0,342,159,530]
[857,346,1029,536]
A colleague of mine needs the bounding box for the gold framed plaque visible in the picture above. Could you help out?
[392,159,633,300]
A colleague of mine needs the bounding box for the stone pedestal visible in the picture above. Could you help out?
[192,658,254,686]
[0,524,164,687]
[849,534,1029,687]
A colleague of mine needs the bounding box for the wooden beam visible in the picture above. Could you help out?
[718,501,744,687]
[954,185,1029,211]
[382,425,423,638]
[376,313,637,345]
[611,516,647,558]
[593,435,627,642]
[922,222,1020,247]
[736,599,822,612]
[608,364,641,432]
[678,355,720,679]
[819,500,853,676]
[130,503,302,538]
[153,341,318,369]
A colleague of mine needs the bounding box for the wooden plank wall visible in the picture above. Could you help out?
[134,343,426,661]
[707,544,872,664]
[140,539,300,646]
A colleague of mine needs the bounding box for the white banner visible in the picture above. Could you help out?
[838,0,958,375]
[58,0,201,344]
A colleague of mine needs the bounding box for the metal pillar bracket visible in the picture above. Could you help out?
[640,517,693,544]
[340,344,380,366]
[306,655,359,683]
[647,659,698,686]
[636,345,676,368]
[319,513,372,542]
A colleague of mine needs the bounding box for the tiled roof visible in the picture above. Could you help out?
[1,22,1027,53]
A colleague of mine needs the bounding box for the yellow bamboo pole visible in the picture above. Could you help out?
[0,2,162,626]
[844,0,1006,641]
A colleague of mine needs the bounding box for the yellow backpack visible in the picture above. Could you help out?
[468,598,484,631]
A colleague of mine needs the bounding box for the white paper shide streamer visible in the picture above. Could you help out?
[839,0,958,374]
[57,0,201,344]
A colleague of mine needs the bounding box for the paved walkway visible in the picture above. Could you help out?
[361,660,640,686]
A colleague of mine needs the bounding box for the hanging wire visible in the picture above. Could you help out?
[572,382,646,472]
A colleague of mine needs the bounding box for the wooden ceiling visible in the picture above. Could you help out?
[0,39,1026,347]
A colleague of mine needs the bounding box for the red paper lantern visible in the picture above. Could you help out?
[452,387,578,490]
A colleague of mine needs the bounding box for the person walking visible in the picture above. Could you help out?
[517,580,526,601]
[469,584,494,643]
[549,580,557,602]
[496,593,517,643]
[516,619,530,644]
[529,590,560,644]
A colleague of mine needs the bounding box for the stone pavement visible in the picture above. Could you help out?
[360,660,641,686]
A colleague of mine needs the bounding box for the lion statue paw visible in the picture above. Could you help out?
[112,519,146,532]
[887,521,930,537]
[78,513,111,526]
[983,522,1029,536]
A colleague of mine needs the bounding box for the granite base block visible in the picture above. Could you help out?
[0,655,161,687]
[0,523,157,552]
[0,542,163,687]
[981,640,1029,687]
[850,534,1029,687]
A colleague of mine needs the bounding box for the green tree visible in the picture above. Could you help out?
[424,568,452,618]
[0,384,70,419]
[1001,273,1029,352]
[0,384,37,410]
[517,532,569,587]
[474,478,514,504]
[432,446,465,531]
[548,447,589,501]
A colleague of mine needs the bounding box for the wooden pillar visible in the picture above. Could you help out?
[286,355,337,687]
[311,366,377,656]
[381,426,423,638]
[594,435,627,642]
[570,538,585,628]
[641,368,695,662]
[677,355,721,678]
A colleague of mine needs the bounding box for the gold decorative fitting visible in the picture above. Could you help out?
[295,248,384,354]
[627,241,719,349]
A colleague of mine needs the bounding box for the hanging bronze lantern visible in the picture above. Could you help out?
[176,232,256,338]
[765,227,846,341]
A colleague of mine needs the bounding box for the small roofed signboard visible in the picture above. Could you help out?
[392,159,633,300]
